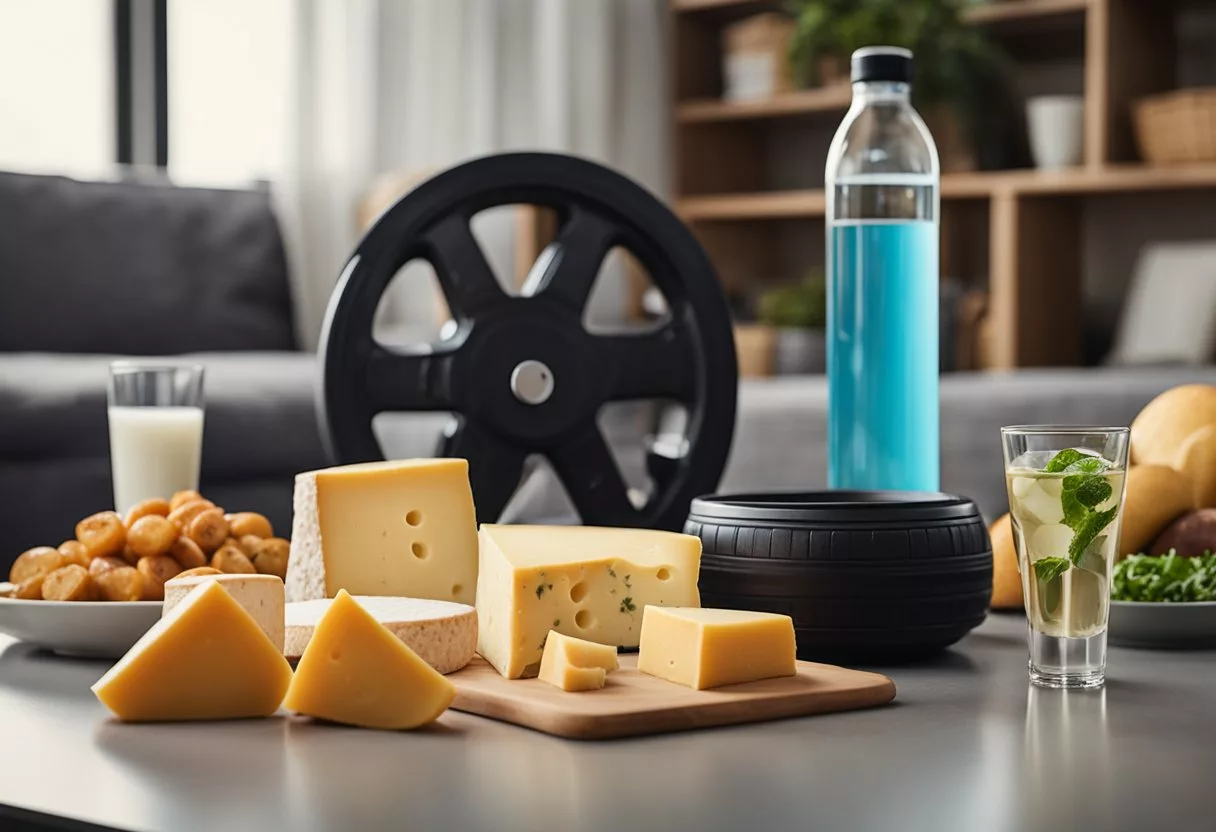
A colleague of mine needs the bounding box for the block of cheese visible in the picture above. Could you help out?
[163,574,285,653]
[538,630,620,692]
[286,459,477,606]
[93,581,293,721]
[284,595,476,673]
[283,590,456,730]
[637,606,796,690]
[476,524,701,679]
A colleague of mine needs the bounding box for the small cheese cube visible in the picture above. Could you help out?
[538,631,620,692]
[283,590,456,730]
[476,524,701,678]
[163,574,285,653]
[286,459,477,606]
[92,581,293,721]
[638,607,797,690]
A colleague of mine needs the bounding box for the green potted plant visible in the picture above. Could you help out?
[757,270,828,375]
[786,0,1021,170]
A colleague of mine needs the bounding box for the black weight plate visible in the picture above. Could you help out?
[318,153,737,531]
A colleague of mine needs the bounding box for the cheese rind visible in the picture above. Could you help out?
[286,459,477,606]
[92,581,293,721]
[637,607,797,690]
[283,590,456,730]
[538,631,620,692]
[163,574,285,653]
[476,524,701,679]
[284,596,476,673]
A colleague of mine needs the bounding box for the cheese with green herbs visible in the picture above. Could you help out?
[475,524,701,679]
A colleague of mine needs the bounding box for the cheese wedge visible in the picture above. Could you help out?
[538,631,620,692]
[283,590,456,730]
[93,581,293,721]
[286,459,477,606]
[163,574,285,653]
[637,607,797,690]
[476,524,701,678]
[284,596,476,673]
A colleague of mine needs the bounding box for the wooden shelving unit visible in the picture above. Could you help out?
[670,0,1208,370]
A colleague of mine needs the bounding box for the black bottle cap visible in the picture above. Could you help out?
[851,46,913,84]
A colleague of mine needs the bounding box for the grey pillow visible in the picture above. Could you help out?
[0,171,296,354]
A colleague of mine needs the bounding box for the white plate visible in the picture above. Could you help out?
[0,597,162,658]
[1108,600,1216,649]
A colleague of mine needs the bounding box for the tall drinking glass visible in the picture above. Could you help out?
[1001,426,1130,689]
[108,362,205,515]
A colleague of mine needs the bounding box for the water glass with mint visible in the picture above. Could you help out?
[1001,427,1130,688]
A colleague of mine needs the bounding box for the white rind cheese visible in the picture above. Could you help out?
[284,596,477,674]
[163,574,285,653]
[476,524,702,679]
[286,459,478,606]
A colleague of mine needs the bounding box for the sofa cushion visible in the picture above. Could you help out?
[723,367,1216,522]
[0,171,296,354]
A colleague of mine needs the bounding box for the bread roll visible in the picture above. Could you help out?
[989,513,1023,610]
[1172,425,1216,509]
[1130,384,1216,464]
[1119,464,1195,557]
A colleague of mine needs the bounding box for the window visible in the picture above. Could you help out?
[0,0,114,177]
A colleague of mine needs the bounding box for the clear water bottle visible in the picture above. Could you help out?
[825,46,940,492]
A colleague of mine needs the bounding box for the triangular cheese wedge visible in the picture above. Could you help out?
[93,580,293,721]
[539,631,620,691]
[283,590,456,730]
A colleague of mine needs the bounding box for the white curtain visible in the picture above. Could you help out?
[277,0,670,350]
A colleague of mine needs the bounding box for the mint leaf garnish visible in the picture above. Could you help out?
[1072,476,1112,509]
[1064,456,1107,475]
[1034,557,1070,583]
[1043,448,1118,565]
[1044,449,1086,472]
[1069,507,1117,563]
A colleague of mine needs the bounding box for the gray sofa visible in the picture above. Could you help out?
[3,169,1214,564]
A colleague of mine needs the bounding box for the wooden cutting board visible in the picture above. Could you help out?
[449,655,895,740]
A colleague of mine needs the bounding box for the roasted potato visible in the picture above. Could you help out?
[226,512,273,540]
[211,544,256,574]
[76,511,126,559]
[127,515,178,558]
[11,547,64,584]
[169,490,205,511]
[175,566,223,579]
[15,576,45,600]
[57,540,90,568]
[124,498,172,528]
[42,565,96,601]
[88,556,128,577]
[251,537,289,580]
[137,555,182,601]
[187,508,230,554]
[94,566,144,602]
[168,536,208,570]
[236,535,262,556]
[167,499,214,532]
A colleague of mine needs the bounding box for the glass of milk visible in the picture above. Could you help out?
[107,362,205,514]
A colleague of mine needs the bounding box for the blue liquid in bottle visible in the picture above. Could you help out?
[826,48,940,491]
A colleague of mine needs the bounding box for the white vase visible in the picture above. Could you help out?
[1026,95,1085,169]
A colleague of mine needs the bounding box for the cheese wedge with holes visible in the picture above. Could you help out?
[163,574,285,653]
[92,581,293,721]
[538,630,620,692]
[284,596,476,673]
[284,590,456,729]
[286,459,477,606]
[638,606,797,690]
[475,524,701,679]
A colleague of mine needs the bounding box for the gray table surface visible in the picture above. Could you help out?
[0,612,1212,832]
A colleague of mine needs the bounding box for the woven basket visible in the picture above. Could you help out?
[1133,87,1216,164]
